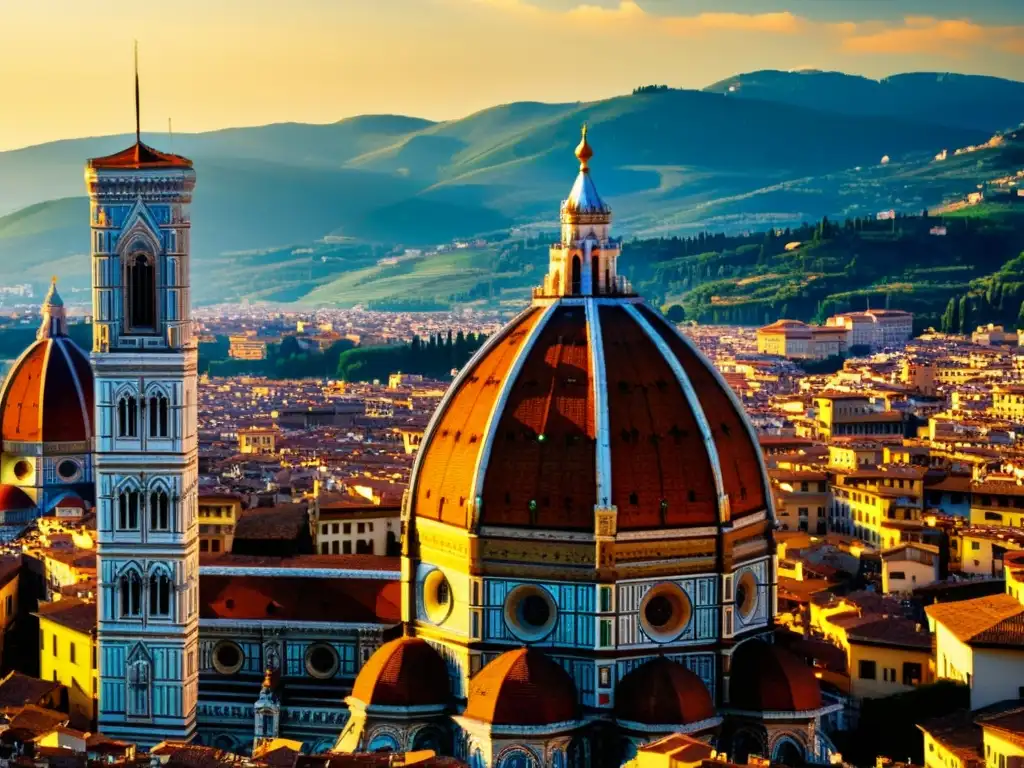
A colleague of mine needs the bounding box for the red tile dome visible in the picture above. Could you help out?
[614,657,716,726]
[0,326,93,446]
[728,640,822,713]
[409,302,769,532]
[350,636,450,708]
[0,485,35,512]
[463,648,579,726]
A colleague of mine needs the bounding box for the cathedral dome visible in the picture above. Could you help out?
[463,648,579,726]
[614,657,715,726]
[0,281,93,445]
[350,636,450,708]
[728,641,822,713]
[409,300,768,531]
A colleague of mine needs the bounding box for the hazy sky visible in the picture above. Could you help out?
[1,0,1022,151]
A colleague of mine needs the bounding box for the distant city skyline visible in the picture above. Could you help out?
[1,0,1022,151]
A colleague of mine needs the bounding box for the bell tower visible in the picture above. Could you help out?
[84,54,199,746]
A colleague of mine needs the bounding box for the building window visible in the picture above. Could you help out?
[70,642,76,664]
[858,660,877,680]
[126,252,156,330]
[52,635,57,656]
[357,522,365,534]
[343,523,350,534]
[119,572,142,617]
[118,490,140,530]
[149,490,171,531]
[903,662,922,686]
[148,393,170,438]
[343,541,351,554]
[211,539,220,553]
[117,396,138,438]
[149,572,172,617]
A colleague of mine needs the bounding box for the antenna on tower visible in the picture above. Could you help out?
[134,40,141,145]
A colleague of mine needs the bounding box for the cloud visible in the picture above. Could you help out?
[839,16,1023,56]
[468,1,1023,57]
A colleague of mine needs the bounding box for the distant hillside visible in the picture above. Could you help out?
[704,70,1024,133]
[0,69,1021,305]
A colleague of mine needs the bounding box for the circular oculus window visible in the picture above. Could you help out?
[735,570,759,622]
[57,459,79,481]
[305,642,340,679]
[639,582,692,643]
[423,569,454,625]
[212,640,244,675]
[12,460,31,481]
[503,584,557,643]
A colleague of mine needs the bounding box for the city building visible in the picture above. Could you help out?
[238,426,279,455]
[228,333,269,361]
[35,597,98,729]
[197,494,243,554]
[928,553,1024,710]
[313,501,400,556]
[825,310,913,351]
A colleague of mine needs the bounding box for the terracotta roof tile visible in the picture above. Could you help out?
[927,593,1024,646]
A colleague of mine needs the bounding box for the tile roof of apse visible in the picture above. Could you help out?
[462,648,580,726]
[350,636,450,708]
[86,141,193,170]
[613,657,716,726]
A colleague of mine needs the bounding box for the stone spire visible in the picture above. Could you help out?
[37,277,68,340]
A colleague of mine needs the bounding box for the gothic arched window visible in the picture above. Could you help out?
[117,489,140,530]
[591,252,600,293]
[126,252,156,331]
[126,645,151,717]
[149,490,170,531]
[148,392,170,438]
[571,256,581,295]
[119,571,142,617]
[117,395,138,438]
[149,571,172,617]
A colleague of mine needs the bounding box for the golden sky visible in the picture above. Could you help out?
[1,0,1021,151]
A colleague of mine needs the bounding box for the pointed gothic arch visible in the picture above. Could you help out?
[126,643,152,718]
[146,477,173,531]
[115,385,139,439]
[117,563,144,618]
[145,383,172,438]
[116,479,143,530]
[571,255,581,295]
[147,563,173,618]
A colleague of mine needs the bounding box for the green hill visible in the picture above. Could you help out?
[704,70,1024,133]
[1,69,1021,307]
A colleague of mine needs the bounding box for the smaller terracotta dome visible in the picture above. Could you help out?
[350,636,450,708]
[729,641,822,713]
[615,657,716,726]
[0,485,34,512]
[463,648,579,726]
